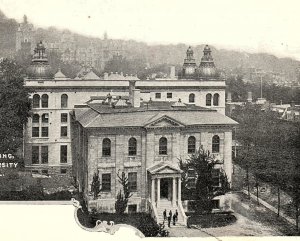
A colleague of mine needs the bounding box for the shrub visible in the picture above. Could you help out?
[187,212,237,228]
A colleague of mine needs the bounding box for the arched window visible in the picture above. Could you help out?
[128,137,137,156]
[42,113,49,123]
[206,93,212,106]
[212,135,220,153]
[188,136,196,154]
[32,94,40,108]
[159,137,168,155]
[61,94,68,108]
[213,93,220,106]
[32,114,39,124]
[41,94,49,108]
[102,138,111,157]
[189,93,195,103]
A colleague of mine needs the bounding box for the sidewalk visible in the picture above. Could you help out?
[241,190,296,226]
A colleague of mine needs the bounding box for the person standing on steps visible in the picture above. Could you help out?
[175,209,178,222]
[163,209,167,221]
[173,213,176,226]
[169,210,172,218]
[167,214,171,228]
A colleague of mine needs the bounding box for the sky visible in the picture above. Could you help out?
[1,0,300,60]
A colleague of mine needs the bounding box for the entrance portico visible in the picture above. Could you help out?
[148,163,182,207]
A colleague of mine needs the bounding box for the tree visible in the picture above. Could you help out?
[180,148,230,214]
[91,171,101,200]
[0,59,31,153]
[115,170,132,215]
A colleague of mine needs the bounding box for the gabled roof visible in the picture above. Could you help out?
[148,162,183,175]
[143,114,185,128]
[82,70,101,80]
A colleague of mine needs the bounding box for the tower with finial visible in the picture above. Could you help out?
[16,14,35,52]
[180,46,197,78]
[198,45,218,78]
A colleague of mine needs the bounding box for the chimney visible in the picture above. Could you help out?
[247,91,252,103]
[104,72,108,80]
[132,89,141,108]
[226,92,232,103]
[129,80,136,104]
[170,66,175,79]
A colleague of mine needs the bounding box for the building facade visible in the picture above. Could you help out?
[72,92,237,224]
[23,43,236,223]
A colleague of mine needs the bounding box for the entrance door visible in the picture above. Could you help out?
[160,178,169,199]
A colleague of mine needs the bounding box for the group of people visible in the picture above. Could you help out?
[163,209,178,227]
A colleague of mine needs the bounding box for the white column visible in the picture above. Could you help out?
[157,178,160,207]
[151,179,155,204]
[172,177,176,207]
[178,177,181,203]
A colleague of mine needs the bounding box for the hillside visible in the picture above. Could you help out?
[0,9,299,81]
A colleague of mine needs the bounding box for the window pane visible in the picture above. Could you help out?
[41,94,48,108]
[128,137,137,156]
[167,93,172,98]
[41,127,48,137]
[32,146,39,164]
[60,145,67,163]
[102,173,111,191]
[212,135,220,153]
[188,136,196,153]
[213,93,219,106]
[212,169,220,186]
[159,137,167,155]
[61,113,68,123]
[189,93,195,103]
[41,146,48,164]
[128,172,137,192]
[32,95,40,108]
[206,94,212,106]
[42,113,49,123]
[61,94,68,108]
[155,93,161,99]
[61,126,68,137]
[32,114,39,123]
[102,138,111,156]
[32,127,39,137]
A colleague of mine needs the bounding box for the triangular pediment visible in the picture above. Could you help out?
[148,162,183,175]
[144,115,185,128]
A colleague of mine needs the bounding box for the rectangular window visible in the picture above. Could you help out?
[32,146,39,164]
[32,127,39,137]
[155,93,161,99]
[128,204,137,213]
[60,168,67,174]
[41,146,48,164]
[167,93,172,98]
[61,126,68,137]
[102,173,111,191]
[61,113,68,123]
[32,170,39,174]
[41,127,49,137]
[128,172,137,192]
[60,145,67,163]
[212,169,220,187]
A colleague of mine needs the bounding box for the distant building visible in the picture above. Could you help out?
[16,15,35,53]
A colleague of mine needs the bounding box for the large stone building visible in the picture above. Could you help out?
[24,42,237,223]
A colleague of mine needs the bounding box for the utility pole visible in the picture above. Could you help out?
[260,75,263,98]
